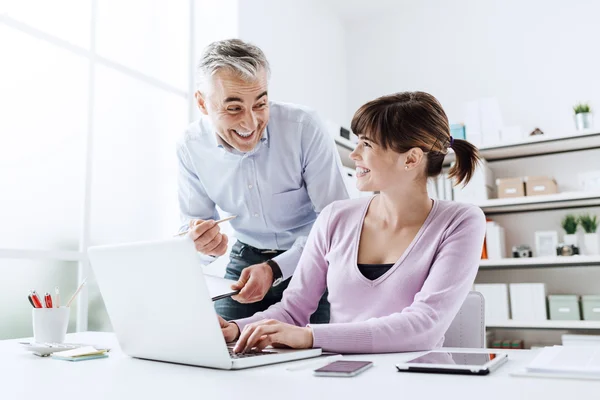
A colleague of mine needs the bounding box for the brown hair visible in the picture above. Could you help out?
[350,91,481,186]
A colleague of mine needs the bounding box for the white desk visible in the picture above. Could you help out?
[2,332,599,399]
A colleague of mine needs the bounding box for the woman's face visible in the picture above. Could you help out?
[349,135,413,192]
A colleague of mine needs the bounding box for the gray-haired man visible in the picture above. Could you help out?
[177,39,348,322]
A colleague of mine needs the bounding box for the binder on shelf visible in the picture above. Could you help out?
[509,283,548,321]
[474,283,511,321]
[485,221,506,259]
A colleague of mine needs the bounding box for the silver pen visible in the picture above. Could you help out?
[176,215,237,237]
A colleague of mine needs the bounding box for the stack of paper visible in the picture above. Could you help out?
[51,346,109,362]
[525,346,600,378]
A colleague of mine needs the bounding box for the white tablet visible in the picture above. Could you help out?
[396,350,508,375]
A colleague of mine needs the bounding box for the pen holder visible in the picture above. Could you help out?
[32,307,70,343]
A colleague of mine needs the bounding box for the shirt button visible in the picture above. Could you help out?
[254,213,259,217]
[248,184,253,189]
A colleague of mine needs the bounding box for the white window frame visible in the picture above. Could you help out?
[0,0,196,332]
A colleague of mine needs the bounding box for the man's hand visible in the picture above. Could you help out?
[231,263,273,303]
[188,219,228,257]
[218,315,240,343]
[233,319,313,353]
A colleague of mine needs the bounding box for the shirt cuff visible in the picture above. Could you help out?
[272,246,302,281]
[196,252,217,265]
[308,323,374,353]
[233,315,261,333]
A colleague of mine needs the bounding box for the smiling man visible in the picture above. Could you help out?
[177,39,349,322]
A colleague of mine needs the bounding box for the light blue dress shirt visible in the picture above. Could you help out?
[177,101,349,279]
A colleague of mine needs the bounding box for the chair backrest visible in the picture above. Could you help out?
[443,291,486,348]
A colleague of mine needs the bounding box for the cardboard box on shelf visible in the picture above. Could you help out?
[524,176,558,196]
[496,177,525,198]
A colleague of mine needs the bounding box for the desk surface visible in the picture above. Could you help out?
[2,332,599,399]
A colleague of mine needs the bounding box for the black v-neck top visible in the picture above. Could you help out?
[357,263,395,281]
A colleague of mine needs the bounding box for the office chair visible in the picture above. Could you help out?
[443,291,486,348]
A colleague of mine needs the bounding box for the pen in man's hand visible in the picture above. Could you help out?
[176,215,237,237]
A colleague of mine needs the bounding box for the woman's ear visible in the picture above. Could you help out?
[195,91,208,115]
[404,148,425,170]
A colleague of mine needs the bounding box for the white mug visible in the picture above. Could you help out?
[32,307,70,343]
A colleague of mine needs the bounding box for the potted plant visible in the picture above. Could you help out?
[561,214,579,247]
[580,214,599,255]
[573,102,593,131]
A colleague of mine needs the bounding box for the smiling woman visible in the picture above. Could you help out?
[219,91,487,355]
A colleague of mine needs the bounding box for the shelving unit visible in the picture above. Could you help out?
[443,130,600,166]
[460,131,600,344]
[480,255,600,270]
[474,191,600,214]
[487,320,600,330]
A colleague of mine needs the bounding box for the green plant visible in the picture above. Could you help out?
[579,214,598,233]
[573,103,591,114]
[561,214,579,234]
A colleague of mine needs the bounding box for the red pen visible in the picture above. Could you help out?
[44,292,53,308]
[27,294,35,308]
[30,291,43,308]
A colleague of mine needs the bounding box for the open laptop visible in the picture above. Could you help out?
[87,236,321,369]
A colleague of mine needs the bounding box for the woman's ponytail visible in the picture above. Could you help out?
[447,138,481,187]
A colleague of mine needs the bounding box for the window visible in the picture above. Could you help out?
[0,0,194,339]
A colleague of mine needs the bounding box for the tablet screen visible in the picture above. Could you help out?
[405,352,500,366]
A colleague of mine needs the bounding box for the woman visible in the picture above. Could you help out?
[219,91,486,354]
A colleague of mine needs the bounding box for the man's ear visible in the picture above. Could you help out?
[195,91,208,115]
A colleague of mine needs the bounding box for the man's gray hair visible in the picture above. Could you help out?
[196,38,271,91]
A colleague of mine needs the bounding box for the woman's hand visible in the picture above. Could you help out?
[218,315,240,343]
[233,319,314,353]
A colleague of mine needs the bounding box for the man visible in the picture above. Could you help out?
[177,39,348,322]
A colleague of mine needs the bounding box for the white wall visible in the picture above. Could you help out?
[345,0,600,136]
[238,0,348,127]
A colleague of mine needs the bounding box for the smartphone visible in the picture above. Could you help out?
[313,360,373,377]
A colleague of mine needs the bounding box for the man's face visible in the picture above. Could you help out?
[196,68,269,153]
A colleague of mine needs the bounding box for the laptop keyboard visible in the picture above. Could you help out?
[227,347,277,359]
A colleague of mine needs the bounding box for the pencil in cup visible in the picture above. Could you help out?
[55,286,60,308]
[66,278,87,308]
[176,215,237,237]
